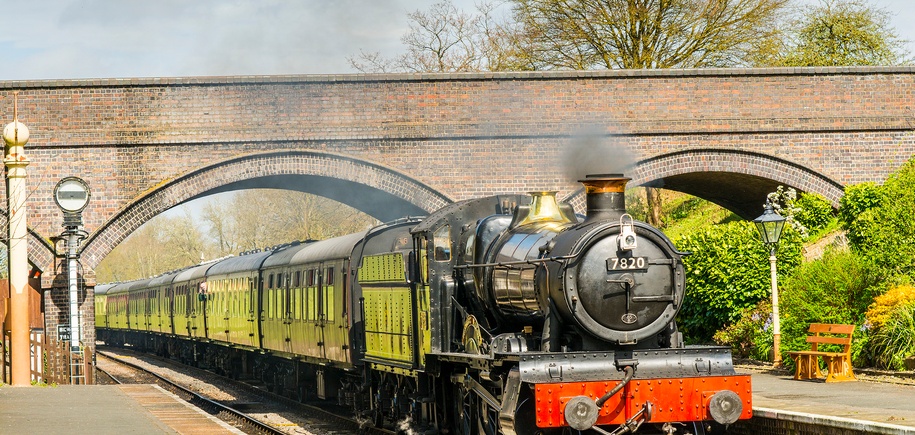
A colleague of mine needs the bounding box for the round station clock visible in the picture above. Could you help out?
[53,177,91,213]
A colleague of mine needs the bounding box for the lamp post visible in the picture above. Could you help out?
[753,200,786,367]
[4,95,30,386]
[53,177,90,360]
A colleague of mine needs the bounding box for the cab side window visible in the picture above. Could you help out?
[433,225,451,262]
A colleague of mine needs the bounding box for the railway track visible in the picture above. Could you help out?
[97,347,394,435]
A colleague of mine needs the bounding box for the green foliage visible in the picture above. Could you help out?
[792,192,834,234]
[870,302,915,370]
[660,196,739,241]
[844,158,915,281]
[675,221,801,342]
[718,249,880,366]
[780,0,911,66]
[865,285,915,369]
[713,300,773,361]
[837,182,881,236]
[865,285,915,330]
[777,249,882,366]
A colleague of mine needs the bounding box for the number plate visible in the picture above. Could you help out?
[607,257,649,271]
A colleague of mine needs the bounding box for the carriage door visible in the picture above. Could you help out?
[166,286,175,334]
[317,267,327,360]
[248,277,258,346]
[281,271,293,353]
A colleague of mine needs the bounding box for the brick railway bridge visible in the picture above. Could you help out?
[1,67,914,348]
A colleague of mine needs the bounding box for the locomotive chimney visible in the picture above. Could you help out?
[579,174,630,222]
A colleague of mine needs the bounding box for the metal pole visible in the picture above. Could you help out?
[3,96,31,386]
[770,246,781,367]
[67,229,80,352]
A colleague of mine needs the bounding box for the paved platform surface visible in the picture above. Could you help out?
[0,384,244,435]
[744,367,915,433]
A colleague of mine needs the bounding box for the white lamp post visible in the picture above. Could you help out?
[753,200,786,366]
[3,96,30,385]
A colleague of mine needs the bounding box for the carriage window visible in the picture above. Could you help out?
[324,287,335,322]
[268,273,275,289]
[278,273,285,288]
[307,288,317,321]
[326,267,335,285]
[294,271,301,287]
[433,225,451,262]
[307,270,316,286]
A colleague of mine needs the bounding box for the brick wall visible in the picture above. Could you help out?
[0,67,911,276]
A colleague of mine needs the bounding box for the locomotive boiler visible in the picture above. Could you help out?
[96,174,751,435]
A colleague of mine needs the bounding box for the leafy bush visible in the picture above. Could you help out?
[838,182,881,230]
[675,221,801,343]
[777,249,881,366]
[865,285,915,330]
[870,302,915,370]
[843,158,915,281]
[792,192,834,234]
[713,300,773,361]
[865,285,915,369]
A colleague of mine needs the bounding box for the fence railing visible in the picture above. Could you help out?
[1,330,93,385]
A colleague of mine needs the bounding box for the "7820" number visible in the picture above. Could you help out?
[607,257,648,271]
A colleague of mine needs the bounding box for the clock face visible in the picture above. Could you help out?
[54,177,90,212]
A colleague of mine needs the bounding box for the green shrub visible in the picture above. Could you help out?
[845,158,915,281]
[793,192,834,234]
[838,182,881,230]
[713,300,773,361]
[870,302,915,370]
[675,221,801,343]
[865,285,915,330]
[778,249,881,366]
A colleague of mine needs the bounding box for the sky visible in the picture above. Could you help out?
[0,0,913,81]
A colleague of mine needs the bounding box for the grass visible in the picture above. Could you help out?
[625,189,740,241]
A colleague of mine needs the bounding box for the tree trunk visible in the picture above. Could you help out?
[645,187,662,227]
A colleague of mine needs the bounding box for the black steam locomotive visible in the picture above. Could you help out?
[96,174,751,434]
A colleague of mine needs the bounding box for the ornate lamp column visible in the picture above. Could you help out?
[4,95,31,386]
[753,200,786,367]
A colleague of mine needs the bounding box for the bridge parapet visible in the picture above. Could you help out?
[0,67,910,273]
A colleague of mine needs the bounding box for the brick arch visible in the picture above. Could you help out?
[0,222,57,275]
[80,151,452,270]
[562,149,845,220]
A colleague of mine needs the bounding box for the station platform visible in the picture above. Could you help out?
[738,366,915,434]
[0,384,244,435]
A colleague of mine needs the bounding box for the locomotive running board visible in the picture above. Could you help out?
[518,346,738,384]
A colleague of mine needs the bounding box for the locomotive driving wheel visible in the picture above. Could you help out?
[453,373,499,435]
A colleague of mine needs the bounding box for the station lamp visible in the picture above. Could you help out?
[753,200,786,366]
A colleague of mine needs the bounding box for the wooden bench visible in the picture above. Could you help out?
[787,323,856,382]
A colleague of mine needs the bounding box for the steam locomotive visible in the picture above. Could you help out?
[96,174,751,434]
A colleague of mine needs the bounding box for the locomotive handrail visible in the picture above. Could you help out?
[453,254,577,270]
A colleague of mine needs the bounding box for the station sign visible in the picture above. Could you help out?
[58,324,71,342]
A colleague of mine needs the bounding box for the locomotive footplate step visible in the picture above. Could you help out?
[0,384,245,435]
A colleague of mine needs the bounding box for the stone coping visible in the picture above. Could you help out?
[2,66,915,88]
[755,407,915,434]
